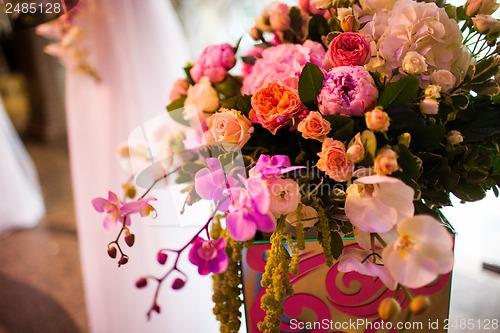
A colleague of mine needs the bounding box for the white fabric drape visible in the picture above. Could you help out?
[0,97,45,234]
[65,1,218,332]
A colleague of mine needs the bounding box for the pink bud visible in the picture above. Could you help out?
[172,278,186,290]
[135,278,148,288]
[125,233,135,247]
[157,251,168,265]
[152,304,161,314]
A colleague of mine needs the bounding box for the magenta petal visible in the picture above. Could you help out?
[226,211,257,241]
[246,178,270,214]
[194,168,216,200]
[107,191,121,205]
[102,215,117,231]
[92,197,107,212]
[208,254,228,274]
[271,155,291,167]
[251,211,276,233]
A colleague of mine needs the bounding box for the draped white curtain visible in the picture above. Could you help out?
[65,1,219,332]
[0,97,45,234]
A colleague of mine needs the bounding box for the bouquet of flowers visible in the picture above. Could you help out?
[93,0,500,332]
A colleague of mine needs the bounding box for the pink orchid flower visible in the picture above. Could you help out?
[225,177,276,241]
[249,154,303,179]
[92,191,123,231]
[120,197,157,218]
[188,237,228,275]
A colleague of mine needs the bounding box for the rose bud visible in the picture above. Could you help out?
[374,148,399,176]
[378,297,401,321]
[419,97,439,115]
[447,130,464,145]
[365,107,390,132]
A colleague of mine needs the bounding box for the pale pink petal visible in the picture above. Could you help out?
[92,197,108,212]
[226,211,257,241]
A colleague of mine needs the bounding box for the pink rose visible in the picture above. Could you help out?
[250,81,304,135]
[190,43,236,83]
[325,32,371,68]
[205,109,254,148]
[297,111,331,142]
[316,138,354,182]
[169,79,190,101]
[269,3,291,31]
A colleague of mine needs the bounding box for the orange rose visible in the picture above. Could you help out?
[250,81,303,134]
[297,111,331,142]
[317,138,354,182]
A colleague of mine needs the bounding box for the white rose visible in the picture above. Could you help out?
[184,76,219,124]
[419,97,439,115]
[424,84,441,99]
[402,51,428,75]
[472,14,500,34]
[430,70,457,93]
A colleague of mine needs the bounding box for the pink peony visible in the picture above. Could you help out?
[190,43,236,83]
[317,65,378,117]
[325,32,371,69]
[242,41,326,95]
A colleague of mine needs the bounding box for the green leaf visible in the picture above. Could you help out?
[289,6,304,36]
[411,125,446,151]
[183,63,195,85]
[298,62,325,110]
[324,115,355,142]
[452,182,487,202]
[181,162,204,174]
[308,14,331,44]
[361,130,377,158]
[378,75,420,108]
[166,96,190,126]
[471,57,500,84]
[451,95,469,109]
[219,95,252,116]
[393,144,420,179]
[330,232,344,260]
[214,75,242,98]
[464,81,500,96]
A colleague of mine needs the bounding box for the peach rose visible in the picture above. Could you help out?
[365,106,390,132]
[250,81,303,134]
[267,177,301,217]
[317,138,354,182]
[297,111,331,142]
[205,109,254,148]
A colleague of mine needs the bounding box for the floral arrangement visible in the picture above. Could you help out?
[93,0,500,332]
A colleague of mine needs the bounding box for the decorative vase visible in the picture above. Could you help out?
[242,238,452,333]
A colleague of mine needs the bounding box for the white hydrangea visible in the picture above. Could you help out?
[361,0,471,87]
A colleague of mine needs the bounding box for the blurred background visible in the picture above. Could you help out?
[0,0,499,332]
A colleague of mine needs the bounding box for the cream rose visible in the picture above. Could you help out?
[267,177,301,217]
[424,84,442,99]
[419,97,439,115]
[346,132,365,163]
[472,14,500,34]
[374,148,399,176]
[184,76,220,124]
[297,111,331,142]
[430,70,457,93]
[402,51,428,75]
[205,108,254,148]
